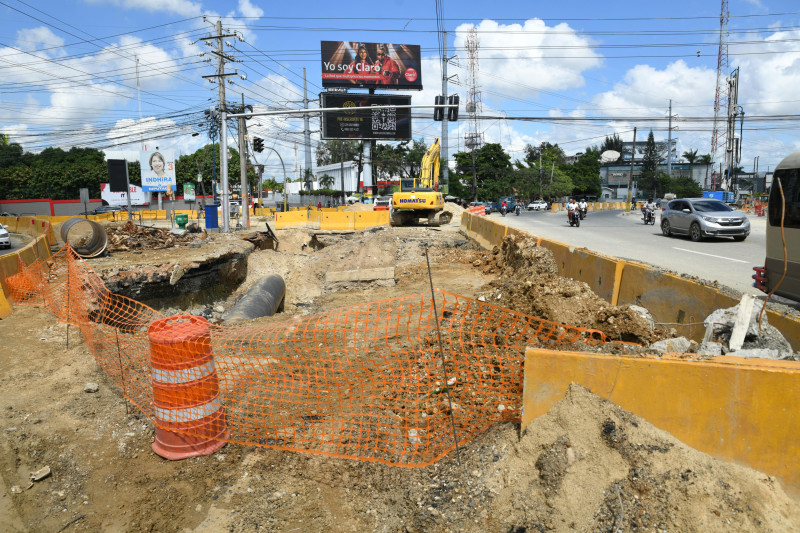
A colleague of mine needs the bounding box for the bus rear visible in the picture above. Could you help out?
[753,151,800,301]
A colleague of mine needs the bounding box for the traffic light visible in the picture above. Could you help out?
[447,94,459,121]
[253,137,264,153]
[433,95,444,121]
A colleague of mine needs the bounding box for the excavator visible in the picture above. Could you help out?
[390,138,453,226]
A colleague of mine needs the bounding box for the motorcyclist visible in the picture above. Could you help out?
[515,202,521,215]
[642,198,656,223]
[578,198,588,219]
[501,200,507,216]
[566,197,578,223]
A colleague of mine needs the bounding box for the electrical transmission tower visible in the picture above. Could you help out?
[710,0,730,189]
[464,28,483,202]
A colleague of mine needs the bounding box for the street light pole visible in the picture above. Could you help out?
[627,127,637,211]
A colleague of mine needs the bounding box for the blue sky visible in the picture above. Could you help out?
[2,0,799,179]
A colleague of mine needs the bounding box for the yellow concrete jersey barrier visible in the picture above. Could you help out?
[521,348,800,498]
[0,216,56,316]
[459,211,800,351]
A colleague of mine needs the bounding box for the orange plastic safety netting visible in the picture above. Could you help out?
[6,245,613,466]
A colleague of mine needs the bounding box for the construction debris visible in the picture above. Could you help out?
[105,221,201,252]
[704,299,794,359]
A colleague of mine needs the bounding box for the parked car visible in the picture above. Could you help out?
[0,224,10,249]
[81,205,127,216]
[527,200,548,211]
[660,198,750,242]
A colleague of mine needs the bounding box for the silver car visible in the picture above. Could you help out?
[661,198,750,242]
[0,224,10,249]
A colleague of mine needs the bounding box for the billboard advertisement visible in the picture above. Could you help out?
[139,145,176,192]
[321,93,411,140]
[100,183,149,206]
[183,183,196,201]
[320,41,422,90]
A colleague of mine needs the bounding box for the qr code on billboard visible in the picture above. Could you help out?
[372,108,396,132]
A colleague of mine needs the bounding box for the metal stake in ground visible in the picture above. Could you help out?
[424,246,461,465]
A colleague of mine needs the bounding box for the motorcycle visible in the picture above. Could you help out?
[568,208,580,227]
[642,207,655,225]
[579,206,587,220]
[515,205,521,216]
[500,205,507,217]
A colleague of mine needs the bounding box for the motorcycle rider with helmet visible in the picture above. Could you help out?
[567,197,579,225]
[578,198,588,219]
[642,198,656,224]
[500,200,508,216]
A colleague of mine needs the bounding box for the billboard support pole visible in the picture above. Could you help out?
[125,160,132,221]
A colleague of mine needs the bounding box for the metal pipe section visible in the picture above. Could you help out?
[222,274,286,323]
[60,218,108,258]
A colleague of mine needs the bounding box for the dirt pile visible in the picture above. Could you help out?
[475,235,667,344]
[105,220,202,252]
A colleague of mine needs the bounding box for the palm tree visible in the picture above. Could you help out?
[697,153,712,188]
[319,174,335,189]
[682,149,698,186]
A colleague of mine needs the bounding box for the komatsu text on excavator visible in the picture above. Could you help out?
[390,138,453,226]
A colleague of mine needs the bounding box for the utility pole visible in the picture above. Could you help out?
[303,68,313,187]
[441,31,449,192]
[200,18,240,232]
[627,127,637,210]
[667,99,673,177]
[238,94,249,229]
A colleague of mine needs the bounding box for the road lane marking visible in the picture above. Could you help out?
[673,247,748,263]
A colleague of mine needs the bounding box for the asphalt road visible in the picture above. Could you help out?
[0,233,34,257]
[494,208,766,296]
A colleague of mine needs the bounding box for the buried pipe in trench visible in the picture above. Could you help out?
[222,274,286,323]
[60,217,108,258]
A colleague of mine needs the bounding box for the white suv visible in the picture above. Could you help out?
[0,224,10,249]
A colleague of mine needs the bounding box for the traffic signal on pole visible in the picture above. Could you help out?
[447,94,459,121]
[253,137,264,153]
[433,95,444,121]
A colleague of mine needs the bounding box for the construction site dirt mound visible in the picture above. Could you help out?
[476,235,666,345]
[4,225,797,531]
[1,309,797,532]
[343,202,373,212]
[105,220,202,252]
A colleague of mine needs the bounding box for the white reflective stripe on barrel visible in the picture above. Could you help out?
[155,397,222,423]
[152,361,216,384]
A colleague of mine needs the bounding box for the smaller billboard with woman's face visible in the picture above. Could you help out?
[139,145,176,192]
[320,41,422,90]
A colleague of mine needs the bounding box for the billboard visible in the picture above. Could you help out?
[100,183,149,206]
[321,94,411,140]
[321,41,422,90]
[139,145,176,192]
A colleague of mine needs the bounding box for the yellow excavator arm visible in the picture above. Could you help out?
[419,137,440,189]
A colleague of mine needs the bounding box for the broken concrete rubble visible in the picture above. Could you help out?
[704,299,794,359]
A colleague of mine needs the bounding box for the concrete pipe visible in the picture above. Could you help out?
[60,217,108,258]
[223,274,286,323]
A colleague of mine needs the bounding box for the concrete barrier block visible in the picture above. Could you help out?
[522,347,800,498]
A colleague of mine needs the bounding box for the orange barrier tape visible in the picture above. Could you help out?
[6,244,617,466]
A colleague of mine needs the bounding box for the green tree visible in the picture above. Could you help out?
[318,174,335,189]
[316,140,361,166]
[599,134,623,161]
[452,143,513,201]
[524,142,566,167]
[641,131,661,197]
[669,175,702,198]
[561,148,601,197]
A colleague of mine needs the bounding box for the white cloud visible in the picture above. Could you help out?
[238,0,263,18]
[453,19,602,100]
[15,27,65,52]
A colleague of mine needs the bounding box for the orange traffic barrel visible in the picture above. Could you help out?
[148,314,228,460]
